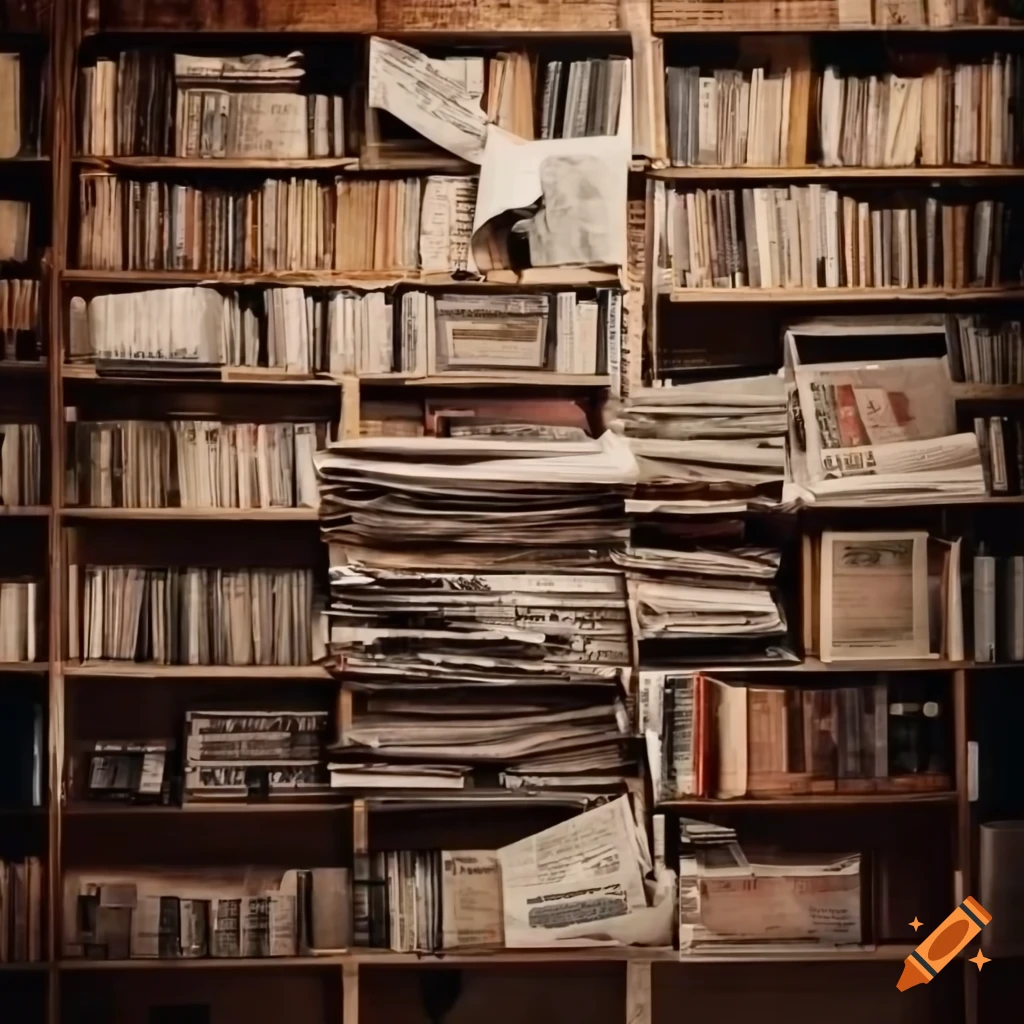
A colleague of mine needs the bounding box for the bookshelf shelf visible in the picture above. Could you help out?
[358,372,611,388]
[668,287,1024,304]
[54,944,918,970]
[61,269,623,289]
[60,507,320,522]
[62,662,332,680]
[74,156,360,172]
[0,505,49,517]
[0,662,48,674]
[0,360,47,375]
[652,23,1024,34]
[61,364,340,387]
[657,792,957,811]
[952,384,1024,400]
[63,802,347,815]
[652,166,1024,181]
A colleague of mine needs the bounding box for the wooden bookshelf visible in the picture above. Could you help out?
[5,5,1017,1024]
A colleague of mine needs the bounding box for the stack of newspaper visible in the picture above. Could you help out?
[783,319,986,506]
[316,432,638,568]
[316,433,639,801]
[611,376,792,663]
[616,376,788,511]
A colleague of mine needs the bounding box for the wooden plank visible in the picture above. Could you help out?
[60,507,320,522]
[63,661,332,680]
[88,0,377,32]
[343,962,359,1024]
[652,166,1024,180]
[626,961,651,1024]
[669,287,1024,303]
[74,156,361,172]
[377,0,619,32]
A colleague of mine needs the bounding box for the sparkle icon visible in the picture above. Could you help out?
[968,949,991,972]
[909,917,923,932]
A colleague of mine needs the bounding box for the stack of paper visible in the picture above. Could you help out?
[616,376,787,511]
[316,433,639,798]
[316,431,638,568]
[784,320,986,505]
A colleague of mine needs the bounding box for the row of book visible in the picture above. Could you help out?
[0,200,30,263]
[73,566,318,665]
[641,673,949,802]
[79,52,346,159]
[68,285,622,377]
[184,710,329,803]
[947,315,1024,384]
[668,57,1024,169]
[77,173,457,274]
[65,866,350,959]
[0,423,42,506]
[66,419,321,510]
[0,858,44,963]
[0,54,23,159]
[664,186,1022,290]
[974,415,1024,495]
[0,581,41,663]
[0,279,41,362]
[974,551,1024,663]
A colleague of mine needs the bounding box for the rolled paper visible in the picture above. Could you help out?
[897,896,992,992]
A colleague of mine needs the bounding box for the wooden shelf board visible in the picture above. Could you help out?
[62,269,622,289]
[654,23,1024,34]
[358,373,611,388]
[0,505,50,517]
[701,658,1007,672]
[75,156,360,172]
[62,364,340,387]
[668,288,1024,303]
[658,793,956,810]
[952,383,1024,400]
[0,662,48,674]
[0,155,49,165]
[54,945,915,969]
[61,507,319,522]
[0,962,48,972]
[63,802,346,815]
[803,495,1024,508]
[653,165,1024,181]
[0,360,48,374]
[63,662,332,680]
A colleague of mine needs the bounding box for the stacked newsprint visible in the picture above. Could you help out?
[783,317,986,506]
[613,377,794,663]
[315,432,639,805]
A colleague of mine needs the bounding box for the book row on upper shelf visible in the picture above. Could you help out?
[77,173,477,275]
[0,53,45,161]
[667,53,1024,168]
[657,184,1024,290]
[66,285,623,378]
[76,47,630,161]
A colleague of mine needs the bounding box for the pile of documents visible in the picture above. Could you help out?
[678,817,863,954]
[316,432,638,568]
[612,376,791,662]
[616,375,788,507]
[784,319,987,505]
[316,433,639,799]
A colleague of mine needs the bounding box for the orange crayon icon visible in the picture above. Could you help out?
[897,896,992,991]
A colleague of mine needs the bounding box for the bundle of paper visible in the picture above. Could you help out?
[616,375,787,511]
[784,320,986,505]
[678,817,863,955]
[315,431,638,567]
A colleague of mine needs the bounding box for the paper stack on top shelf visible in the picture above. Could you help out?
[315,432,640,802]
[613,376,794,664]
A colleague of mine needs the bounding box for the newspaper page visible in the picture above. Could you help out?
[497,795,648,946]
[368,37,488,164]
[679,852,862,953]
[820,530,932,661]
[472,126,630,270]
[419,177,479,276]
[441,850,504,949]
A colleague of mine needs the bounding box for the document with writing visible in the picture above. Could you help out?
[368,37,488,164]
[497,796,648,946]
